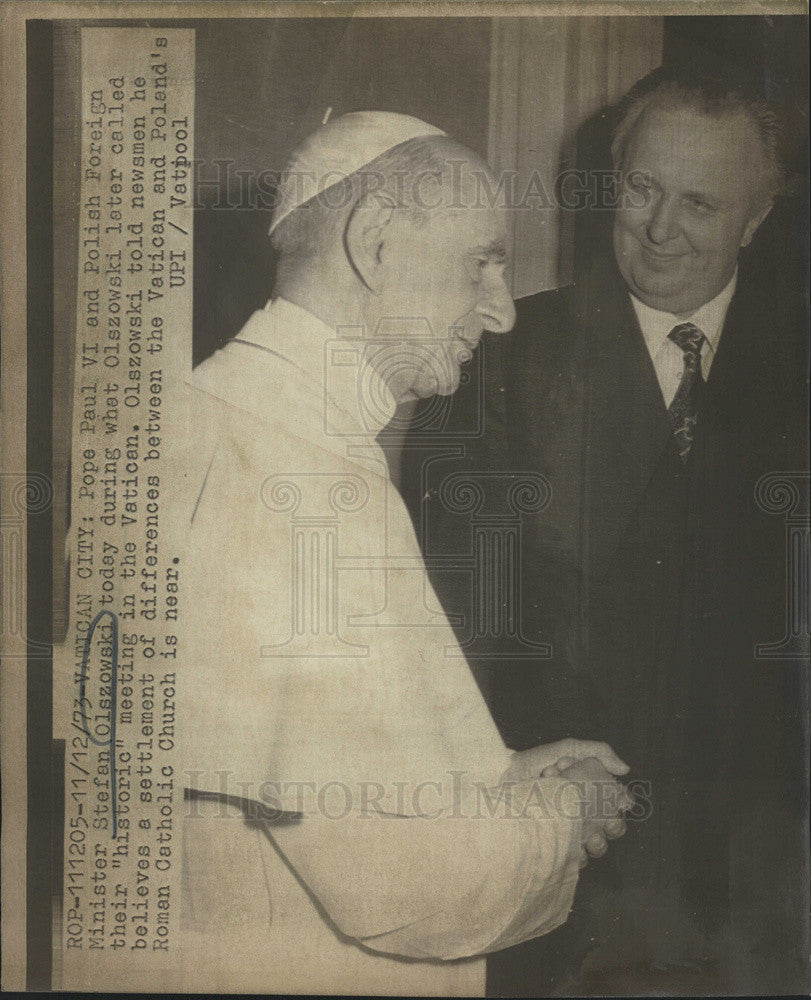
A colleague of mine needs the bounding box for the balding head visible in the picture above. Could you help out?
[612,62,794,208]
[610,63,795,315]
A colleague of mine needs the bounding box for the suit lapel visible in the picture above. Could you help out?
[691,265,780,466]
[576,260,681,573]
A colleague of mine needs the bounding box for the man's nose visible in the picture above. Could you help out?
[476,274,516,334]
[645,193,680,245]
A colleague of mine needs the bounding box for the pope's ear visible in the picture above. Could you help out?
[344,191,396,293]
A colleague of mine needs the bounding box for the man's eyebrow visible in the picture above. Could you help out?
[471,240,509,263]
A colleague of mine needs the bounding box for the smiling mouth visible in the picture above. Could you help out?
[638,243,687,263]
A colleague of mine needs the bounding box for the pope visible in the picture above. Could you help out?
[175,111,633,995]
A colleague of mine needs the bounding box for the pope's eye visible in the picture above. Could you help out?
[469,257,488,281]
[686,196,713,213]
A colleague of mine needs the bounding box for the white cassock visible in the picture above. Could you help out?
[170,298,582,995]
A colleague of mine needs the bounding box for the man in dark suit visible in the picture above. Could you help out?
[401,65,808,995]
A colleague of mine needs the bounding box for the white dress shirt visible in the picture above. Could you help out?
[171,298,583,994]
[631,270,737,408]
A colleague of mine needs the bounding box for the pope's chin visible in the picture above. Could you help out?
[417,365,462,399]
[400,371,457,401]
[426,371,461,398]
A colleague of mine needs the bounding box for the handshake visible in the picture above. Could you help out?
[501,738,634,869]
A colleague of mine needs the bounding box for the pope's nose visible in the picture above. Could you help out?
[476,276,516,334]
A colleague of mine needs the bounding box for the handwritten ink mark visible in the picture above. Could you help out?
[78,609,119,838]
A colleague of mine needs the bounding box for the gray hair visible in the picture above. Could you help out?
[611,68,792,202]
[271,136,453,261]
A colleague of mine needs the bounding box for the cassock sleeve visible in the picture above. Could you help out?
[180,396,584,962]
[267,776,582,960]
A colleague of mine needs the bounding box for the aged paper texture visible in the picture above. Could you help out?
[2,2,809,995]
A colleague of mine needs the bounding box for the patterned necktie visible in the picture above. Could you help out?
[667,322,706,463]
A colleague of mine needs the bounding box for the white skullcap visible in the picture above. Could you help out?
[269,110,446,234]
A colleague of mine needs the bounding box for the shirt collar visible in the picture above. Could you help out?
[231,297,398,435]
[631,268,738,356]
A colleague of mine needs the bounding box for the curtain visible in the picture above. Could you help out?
[488,16,664,298]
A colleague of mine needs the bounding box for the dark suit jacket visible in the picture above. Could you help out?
[400,250,809,994]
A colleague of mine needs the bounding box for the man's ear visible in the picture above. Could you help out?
[344,191,396,293]
[741,197,773,248]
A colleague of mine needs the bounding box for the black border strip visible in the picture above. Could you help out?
[27,18,55,991]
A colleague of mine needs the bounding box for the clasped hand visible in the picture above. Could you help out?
[501,738,634,869]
